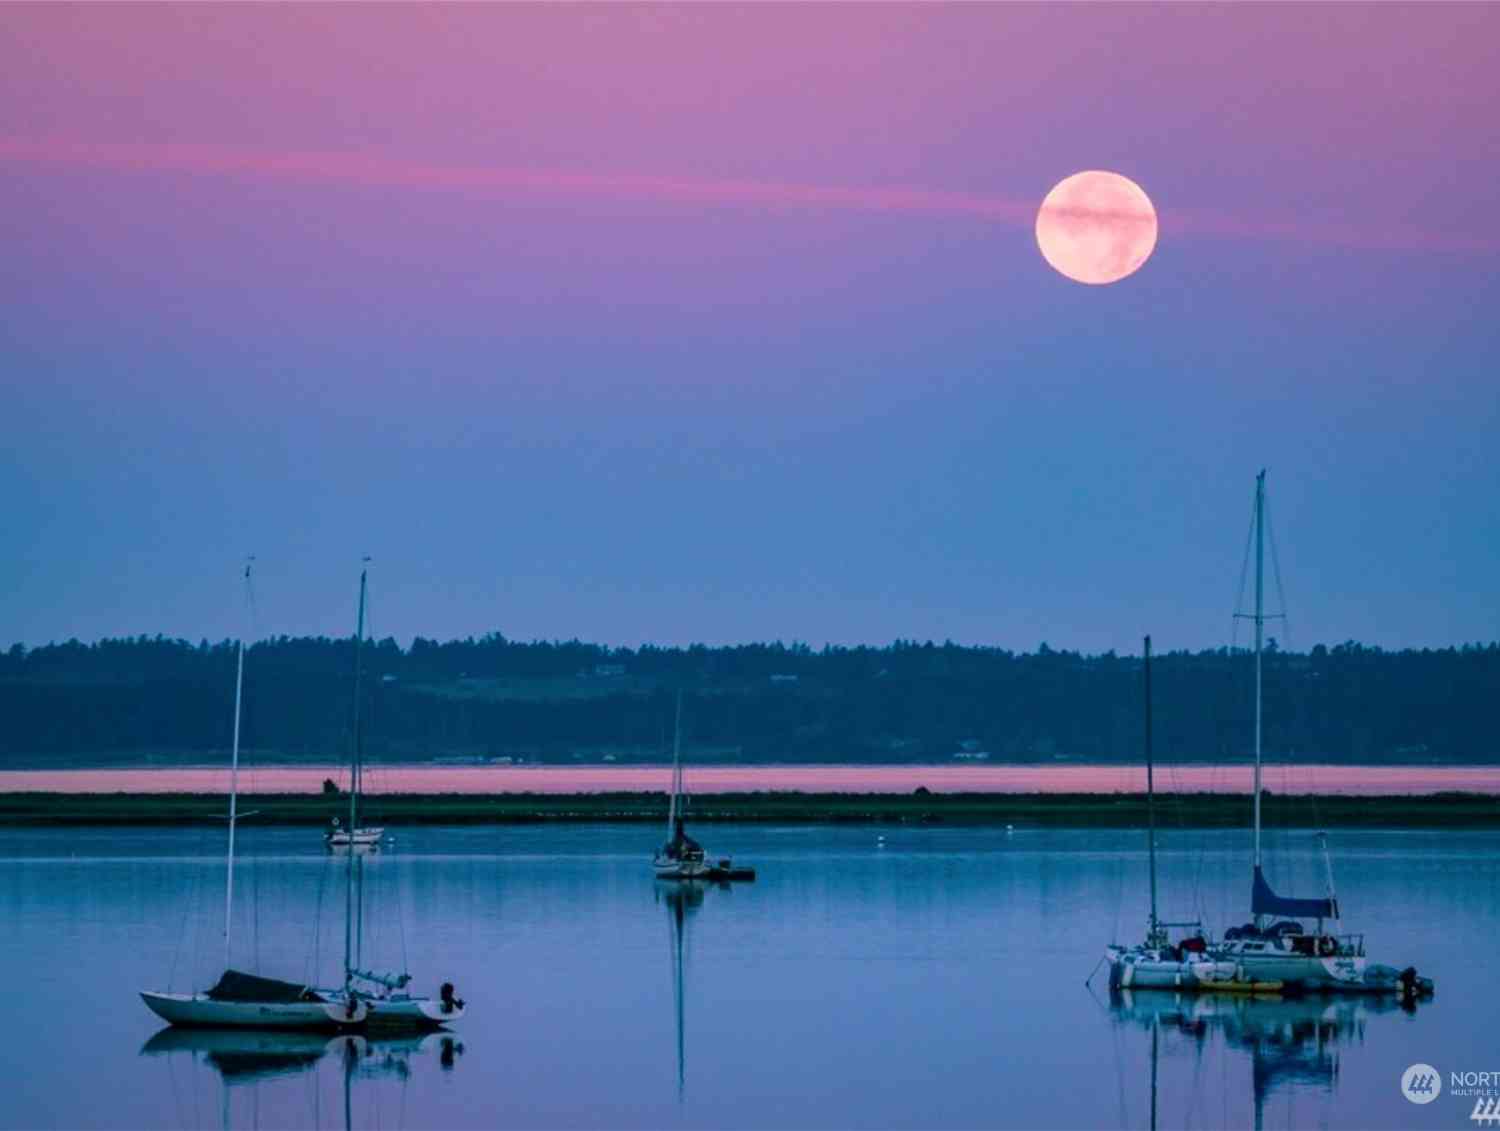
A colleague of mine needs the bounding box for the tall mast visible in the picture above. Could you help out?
[223,558,252,971]
[344,561,368,988]
[667,689,683,835]
[1253,471,1265,875]
[1144,635,1158,937]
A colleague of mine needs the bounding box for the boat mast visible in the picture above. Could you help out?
[343,561,368,990]
[1252,470,1265,885]
[1144,635,1158,939]
[667,689,683,836]
[223,557,252,971]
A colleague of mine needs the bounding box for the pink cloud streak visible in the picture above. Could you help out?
[1,138,1490,254]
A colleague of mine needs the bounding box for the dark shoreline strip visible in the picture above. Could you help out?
[1,791,1497,827]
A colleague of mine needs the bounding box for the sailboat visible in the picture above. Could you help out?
[324,563,468,1029]
[326,563,384,851]
[1210,472,1432,997]
[1105,636,1246,992]
[141,561,369,1029]
[652,691,754,882]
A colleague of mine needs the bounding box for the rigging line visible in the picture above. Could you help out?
[167,829,200,990]
[397,854,410,977]
[1263,492,1291,648]
[311,849,329,987]
[1231,486,1258,652]
[188,833,209,988]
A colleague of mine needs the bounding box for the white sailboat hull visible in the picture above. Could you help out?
[653,855,711,879]
[327,827,384,849]
[1106,947,1243,992]
[1217,949,1368,991]
[140,991,367,1029]
[366,997,466,1028]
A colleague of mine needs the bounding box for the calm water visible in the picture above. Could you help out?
[1,824,1495,1130]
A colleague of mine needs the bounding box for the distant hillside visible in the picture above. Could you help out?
[1,635,1497,767]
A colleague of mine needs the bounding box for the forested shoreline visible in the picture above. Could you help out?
[2,635,1497,766]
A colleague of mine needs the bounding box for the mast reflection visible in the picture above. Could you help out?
[657,879,710,1101]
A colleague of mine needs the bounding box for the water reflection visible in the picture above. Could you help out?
[139,1027,462,1129]
[656,880,710,1101]
[141,1028,344,1086]
[1109,990,1417,1130]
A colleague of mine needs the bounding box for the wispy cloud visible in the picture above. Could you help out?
[0,138,1490,254]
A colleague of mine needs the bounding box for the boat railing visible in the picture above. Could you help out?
[1335,933,1365,957]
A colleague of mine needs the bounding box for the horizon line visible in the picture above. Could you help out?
[5,632,1495,658]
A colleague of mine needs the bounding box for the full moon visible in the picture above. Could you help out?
[1035,170,1157,285]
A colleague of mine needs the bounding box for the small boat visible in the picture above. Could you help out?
[326,817,384,850]
[141,561,366,1030]
[1209,472,1432,999]
[353,973,466,1030]
[326,567,384,852]
[653,691,754,882]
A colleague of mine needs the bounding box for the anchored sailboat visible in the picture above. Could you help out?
[1105,636,1246,992]
[141,560,368,1029]
[1211,472,1432,998]
[326,563,384,851]
[653,691,754,882]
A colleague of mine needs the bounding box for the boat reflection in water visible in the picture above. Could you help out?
[657,879,712,1101]
[1108,988,1418,1130]
[140,1025,463,1128]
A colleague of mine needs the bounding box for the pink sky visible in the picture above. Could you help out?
[2,4,1497,654]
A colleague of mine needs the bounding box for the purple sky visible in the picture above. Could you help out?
[2,4,1497,653]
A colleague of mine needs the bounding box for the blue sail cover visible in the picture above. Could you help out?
[1252,866,1337,920]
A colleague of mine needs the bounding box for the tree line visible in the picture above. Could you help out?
[1,634,1497,765]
